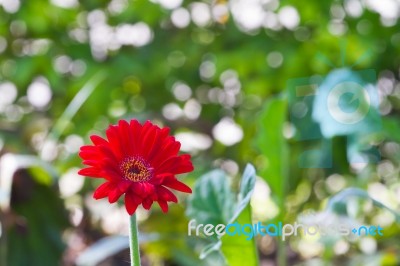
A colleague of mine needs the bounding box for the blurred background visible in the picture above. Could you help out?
[0,0,400,265]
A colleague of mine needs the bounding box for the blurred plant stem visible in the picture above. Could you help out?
[0,213,7,266]
[277,238,286,266]
[278,170,289,266]
[277,180,288,266]
[130,214,141,266]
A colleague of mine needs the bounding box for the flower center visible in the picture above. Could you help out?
[119,156,153,182]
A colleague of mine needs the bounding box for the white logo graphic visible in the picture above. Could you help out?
[327,81,370,125]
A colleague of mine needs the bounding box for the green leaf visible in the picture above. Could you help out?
[220,165,258,266]
[199,241,222,260]
[255,97,288,206]
[186,170,235,226]
[230,164,256,223]
[255,97,288,265]
[50,70,106,141]
[221,206,258,266]
[190,165,258,266]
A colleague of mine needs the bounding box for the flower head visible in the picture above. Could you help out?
[78,120,194,215]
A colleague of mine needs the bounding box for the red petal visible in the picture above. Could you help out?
[150,173,172,185]
[106,125,123,159]
[118,119,129,129]
[79,150,98,160]
[125,192,141,215]
[98,145,118,162]
[116,120,130,156]
[150,139,180,167]
[118,180,132,193]
[156,155,193,175]
[100,158,120,173]
[142,183,155,195]
[157,200,169,213]
[102,166,122,181]
[82,160,99,167]
[102,167,122,181]
[163,179,192,193]
[143,124,160,158]
[129,119,142,155]
[131,182,144,197]
[131,182,156,198]
[108,187,124,203]
[142,198,153,210]
[90,135,108,146]
[175,154,194,173]
[93,182,115,199]
[80,145,96,152]
[157,186,178,202]
[118,120,134,156]
[139,121,154,154]
[78,167,102,177]
[147,127,170,162]
[161,127,170,137]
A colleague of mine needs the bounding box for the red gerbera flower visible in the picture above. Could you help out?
[78,120,194,215]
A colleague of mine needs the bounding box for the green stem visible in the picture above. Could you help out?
[277,237,286,266]
[129,214,141,266]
